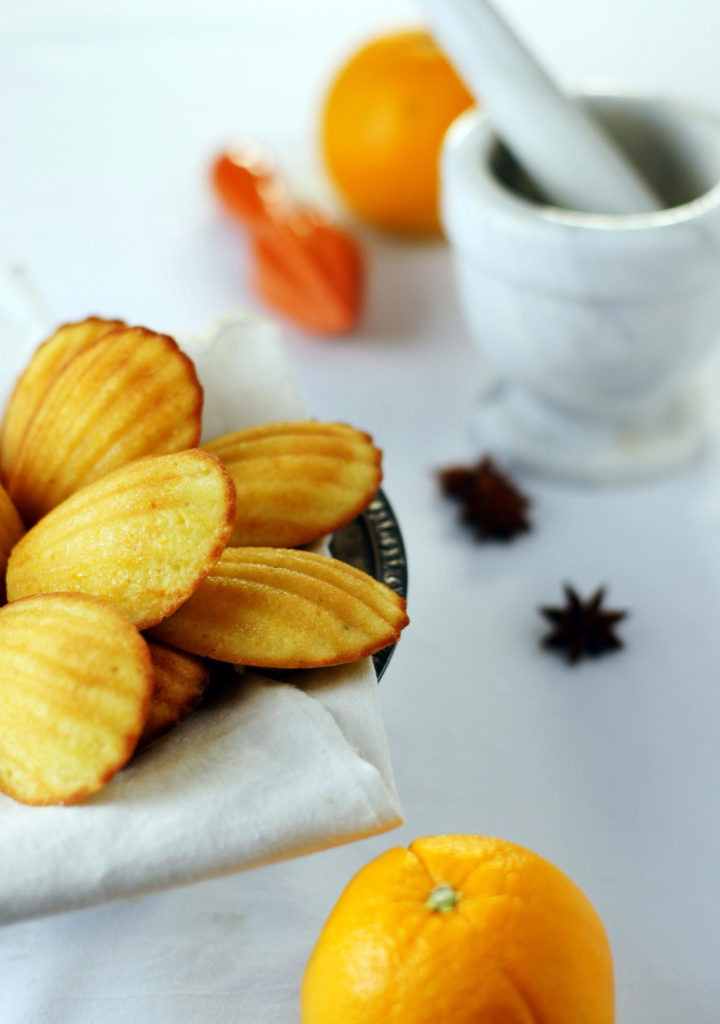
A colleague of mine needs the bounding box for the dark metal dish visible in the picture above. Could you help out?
[328,489,408,680]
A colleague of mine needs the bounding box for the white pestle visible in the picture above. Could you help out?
[420,0,663,214]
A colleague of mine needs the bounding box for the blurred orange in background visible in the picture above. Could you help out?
[321,29,475,235]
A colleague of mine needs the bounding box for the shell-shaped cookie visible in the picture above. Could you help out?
[0,317,124,485]
[204,421,382,547]
[0,593,154,806]
[7,325,203,525]
[139,641,211,749]
[0,483,24,602]
[148,545,409,668]
[6,450,236,630]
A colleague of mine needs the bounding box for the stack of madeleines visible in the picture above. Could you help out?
[0,319,408,807]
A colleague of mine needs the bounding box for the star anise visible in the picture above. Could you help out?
[540,585,627,664]
[438,456,531,541]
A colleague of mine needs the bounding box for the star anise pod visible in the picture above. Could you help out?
[540,585,628,664]
[438,456,531,541]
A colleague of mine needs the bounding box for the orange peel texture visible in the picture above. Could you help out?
[302,835,614,1024]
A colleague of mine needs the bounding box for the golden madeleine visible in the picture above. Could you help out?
[204,420,382,547]
[0,593,154,806]
[7,325,203,524]
[0,317,124,485]
[0,483,23,601]
[148,546,408,668]
[6,450,236,629]
[139,641,211,749]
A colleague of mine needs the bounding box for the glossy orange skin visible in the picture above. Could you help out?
[301,835,614,1024]
[321,29,475,235]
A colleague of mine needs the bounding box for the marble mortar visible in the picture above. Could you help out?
[441,89,720,482]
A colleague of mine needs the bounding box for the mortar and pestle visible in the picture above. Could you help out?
[422,0,720,482]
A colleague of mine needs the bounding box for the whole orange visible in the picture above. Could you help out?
[321,29,475,235]
[301,835,614,1024]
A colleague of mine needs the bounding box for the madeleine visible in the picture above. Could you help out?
[204,420,382,547]
[149,545,408,668]
[0,317,124,484]
[7,325,203,524]
[6,450,236,629]
[0,593,154,806]
[0,483,23,601]
[139,642,211,749]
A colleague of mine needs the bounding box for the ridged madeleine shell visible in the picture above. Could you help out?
[204,420,382,547]
[140,641,211,750]
[0,593,154,806]
[7,325,203,524]
[0,317,124,485]
[0,483,24,601]
[6,450,236,629]
[148,546,409,668]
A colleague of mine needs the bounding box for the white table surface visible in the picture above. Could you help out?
[3,2,720,1021]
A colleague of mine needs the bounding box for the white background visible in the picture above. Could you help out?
[3,1,720,1021]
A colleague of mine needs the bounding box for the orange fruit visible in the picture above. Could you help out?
[301,835,614,1023]
[321,29,475,235]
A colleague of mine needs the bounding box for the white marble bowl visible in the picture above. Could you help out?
[441,89,720,482]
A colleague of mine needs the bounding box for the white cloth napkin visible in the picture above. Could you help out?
[0,270,403,926]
